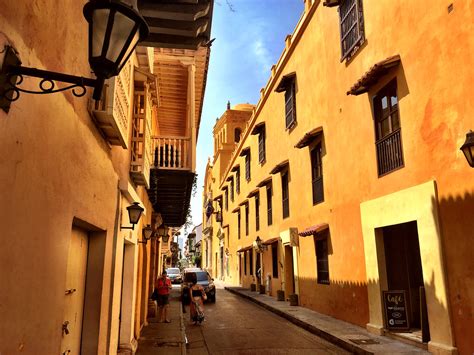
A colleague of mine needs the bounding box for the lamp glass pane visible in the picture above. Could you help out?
[118,31,139,70]
[128,207,142,224]
[92,9,110,57]
[106,11,135,63]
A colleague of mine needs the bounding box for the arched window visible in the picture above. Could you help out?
[234,128,242,143]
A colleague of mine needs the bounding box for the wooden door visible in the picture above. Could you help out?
[61,227,89,354]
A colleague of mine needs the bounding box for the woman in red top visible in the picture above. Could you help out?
[155,270,172,323]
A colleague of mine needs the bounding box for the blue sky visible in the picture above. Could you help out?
[189,0,305,230]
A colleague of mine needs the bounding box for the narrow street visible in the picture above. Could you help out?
[184,287,349,354]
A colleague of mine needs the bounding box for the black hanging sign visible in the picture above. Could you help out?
[383,290,409,330]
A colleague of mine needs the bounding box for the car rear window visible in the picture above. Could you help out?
[167,268,180,275]
[184,271,208,282]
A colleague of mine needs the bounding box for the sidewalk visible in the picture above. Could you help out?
[136,289,186,355]
[225,286,430,355]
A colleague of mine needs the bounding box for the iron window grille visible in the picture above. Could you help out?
[230,178,234,201]
[284,81,297,129]
[339,0,365,61]
[258,129,266,163]
[373,80,404,176]
[315,236,330,284]
[311,143,324,205]
[281,171,290,219]
[237,211,241,239]
[224,188,229,211]
[245,153,251,181]
[245,203,249,235]
[272,244,278,278]
[266,185,273,226]
[236,169,241,194]
[255,193,260,231]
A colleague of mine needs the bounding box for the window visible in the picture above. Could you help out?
[245,203,249,235]
[249,250,253,276]
[245,153,251,181]
[315,236,330,284]
[236,168,240,194]
[339,0,365,61]
[311,143,324,204]
[266,185,273,226]
[373,80,404,176]
[284,81,296,129]
[224,188,229,211]
[237,211,241,240]
[244,252,247,275]
[281,171,289,219]
[272,243,278,278]
[258,129,266,163]
[230,178,234,202]
[255,193,260,231]
[235,128,242,143]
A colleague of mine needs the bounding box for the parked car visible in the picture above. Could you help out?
[181,268,216,304]
[166,267,182,284]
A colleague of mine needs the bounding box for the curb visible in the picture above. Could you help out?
[179,296,186,355]
[225,287,371,355]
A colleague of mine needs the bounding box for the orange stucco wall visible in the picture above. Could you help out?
[203,0,473,352]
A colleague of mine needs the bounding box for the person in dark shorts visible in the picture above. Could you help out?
[155,270,172,323]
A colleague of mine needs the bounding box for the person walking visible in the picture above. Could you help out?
[155,270,172,323]
[188,272,207,325]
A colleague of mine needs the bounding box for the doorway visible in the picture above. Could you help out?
[284,245,295,299]
[382,221,428,334]
[220,246,224,279]
[61,227,89,355]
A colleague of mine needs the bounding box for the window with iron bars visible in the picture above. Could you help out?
[266,185,273,226]
[339,0,365,61]
[258,129,266,164]
[284,81,297,129]
[255,193,260,231]
[311,143,324,205]
[373,80,404,176]
[236,168,240,194]
[281,171,290,219]
[245,153,251,181]
[230,178,234,201]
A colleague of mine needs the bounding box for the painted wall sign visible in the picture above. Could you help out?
[383,290,409,330]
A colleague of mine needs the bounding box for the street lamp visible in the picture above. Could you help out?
[156,224,170,243]
[138,224,153,244]
[0,0,149,112]
[460,130,474,168]
[254,236,267,252]
[120,202,144,230]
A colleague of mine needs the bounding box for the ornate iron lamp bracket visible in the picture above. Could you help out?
[0,46,101,113]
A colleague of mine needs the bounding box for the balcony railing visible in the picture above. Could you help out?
[152,136,191,170]
[89,59,133,148]
[376,129,404,176]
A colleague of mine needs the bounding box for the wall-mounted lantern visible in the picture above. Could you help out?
[120,202,144,230]
[254,236,267,253]
[138,224,153,244]
[156,224,170,243]
[460,130,474,168]
[0,0,149,112]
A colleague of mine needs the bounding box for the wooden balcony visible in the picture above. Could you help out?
[130,88,153,188]
[376,129,404,176]
[147,135,195,227]
[89,60,133,148]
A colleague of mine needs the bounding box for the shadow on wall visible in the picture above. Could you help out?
[435,191,474,354]
[298,276,369,327]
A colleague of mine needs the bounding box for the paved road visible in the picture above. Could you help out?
[184,288,349,355]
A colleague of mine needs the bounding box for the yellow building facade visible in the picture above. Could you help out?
[0,1,212,354]
[202,1,473,354]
